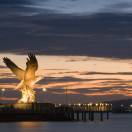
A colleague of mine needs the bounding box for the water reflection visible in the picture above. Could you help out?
[0,114,132,132]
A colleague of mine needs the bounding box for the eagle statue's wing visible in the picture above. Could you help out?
[24,53,38,81]
[3,57,25,80]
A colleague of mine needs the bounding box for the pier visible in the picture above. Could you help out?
[56,103,111,122]
[0,103,111,122]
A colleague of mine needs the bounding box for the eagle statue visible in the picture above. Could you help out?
[3,53,42,103]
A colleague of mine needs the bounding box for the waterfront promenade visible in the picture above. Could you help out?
[0,103,111,122]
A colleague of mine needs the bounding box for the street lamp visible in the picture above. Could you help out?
[0,88,5,101]
[1,88,5,92]
[42,88,47,92]
[42,88,47,103]
[1,88,5,96]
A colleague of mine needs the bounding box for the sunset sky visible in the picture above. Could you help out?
[1,0,132,103]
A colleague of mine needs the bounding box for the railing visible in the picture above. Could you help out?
[0,103,112,121]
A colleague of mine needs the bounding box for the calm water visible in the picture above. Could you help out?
[0,114,132,132]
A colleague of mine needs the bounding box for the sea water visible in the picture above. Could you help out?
[0,113,132,132]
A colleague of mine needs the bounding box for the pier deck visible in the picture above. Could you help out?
[0,103,111,122]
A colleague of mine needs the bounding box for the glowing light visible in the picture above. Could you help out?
[120,104,124,107]
[42,88,47,92]
[105,103,108,106]
[59,104,62,106]
[18,86,36,103]
[78,103,81,106]
[1,88,5,92]
[96,103,98,106]
[89,103,92,106]
[130,104,132,108]
[18,75,44,103]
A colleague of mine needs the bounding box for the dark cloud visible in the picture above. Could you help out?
[38,76,121,85]
[1,11,132,58]
[111,2,132,9]
[104,2,132,12]
[68,88,110,95]
[0,78,18,83]
[38,76,90,84]
[0,74,121,85]
[80,71,132,75]
[45,68,68,70]
[0,73,13,77]
[36,92,129,103]
[0,0,29,5]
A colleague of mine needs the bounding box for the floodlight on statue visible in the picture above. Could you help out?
[3,53,43,103]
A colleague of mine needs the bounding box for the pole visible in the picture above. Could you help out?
[107,111,109,120]
[65,88,68,105]
[100,111,103,121]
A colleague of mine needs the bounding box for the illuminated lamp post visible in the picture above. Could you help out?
[0,88,5,102]
[42,88,47,103]
[1,88,5,96]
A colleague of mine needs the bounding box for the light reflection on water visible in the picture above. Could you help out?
[0,114,132,132]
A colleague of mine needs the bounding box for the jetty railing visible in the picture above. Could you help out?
[0,103,112,122]
[55,103,112,121]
